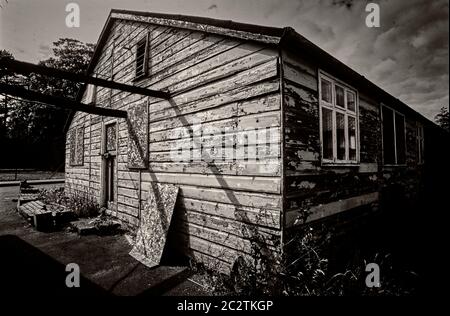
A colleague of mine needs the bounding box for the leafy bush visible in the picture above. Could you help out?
[39,187,100,218]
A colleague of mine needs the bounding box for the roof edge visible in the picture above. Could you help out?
[110,9,284,44]
[281,28,435,126]
[64,9,436,134]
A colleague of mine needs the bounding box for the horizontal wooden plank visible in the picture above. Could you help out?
[147,36,241,87]
[149,58,279,114]
[139,172,281,194]
[178,185,281,210]
[178,197,280,229]
[163,47,276,95]
[118,159,281,176]
[172,220,255,255]
[150,110,280,143]
[149,93,280,132]
[285,192,379,227]
[149,127,281,152]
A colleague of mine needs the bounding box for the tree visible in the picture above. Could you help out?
[0,49,24,140]
[30,38,95,98]
[0,39,94,169]
[435,107,449,133]
[6,38,94,142]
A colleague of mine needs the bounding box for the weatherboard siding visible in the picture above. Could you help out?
[65,18,282,272]
[280,49,425,230]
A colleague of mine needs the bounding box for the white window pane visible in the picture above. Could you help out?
[346,91,355,112]
[336,112,346,160]
[321,79,332,103]
[335,85,345,108]
[322,108,333,160]
[348,116,357,161]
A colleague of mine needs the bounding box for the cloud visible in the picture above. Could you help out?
[38,43,51,59]
[1,0,447,120]
[281,0,449,120]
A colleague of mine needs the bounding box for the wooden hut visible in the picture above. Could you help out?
[65,9,437,273]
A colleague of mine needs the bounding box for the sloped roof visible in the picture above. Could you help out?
[65,8,434,132]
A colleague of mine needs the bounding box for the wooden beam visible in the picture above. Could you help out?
[285,192,380,227]
[0,83,127,118]
[0,58,171,100]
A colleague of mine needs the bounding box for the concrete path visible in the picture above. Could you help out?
[0,184,208,296]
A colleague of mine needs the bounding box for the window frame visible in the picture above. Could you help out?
[417,123,425,165]
[318,71,360,165]
[102,120,118,156]
[69,126,84,166]
[134,33,150,81]
[381,104,407,166]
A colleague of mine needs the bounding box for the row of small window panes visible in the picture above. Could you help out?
[321,79,356,112]
[322,107,357,161]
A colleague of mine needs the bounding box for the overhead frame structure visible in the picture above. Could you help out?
[0,57,172,120]
[0,82,128,118]
[0,58,171,100]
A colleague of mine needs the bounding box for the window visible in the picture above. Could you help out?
[105,123,117,152]
[382,105,406,165]
[135,34,149,79]
[319,72,359,164]
[417,124,425,164]
[69,127,84,166]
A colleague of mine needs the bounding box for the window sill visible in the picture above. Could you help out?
[383,164,407,170]
[132,74,149,83]
[321,161,360,167]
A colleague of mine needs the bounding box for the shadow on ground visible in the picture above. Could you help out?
[0,198,206,296]
[0,234,108,295]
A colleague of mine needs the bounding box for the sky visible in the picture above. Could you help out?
[0,0,448,120]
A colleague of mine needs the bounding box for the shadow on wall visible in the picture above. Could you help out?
[127,95,277,273]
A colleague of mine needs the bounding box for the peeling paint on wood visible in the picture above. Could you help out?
[129,183,179,267]
[127,100,149,169]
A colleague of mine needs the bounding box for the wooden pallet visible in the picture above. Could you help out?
[18,200,53,230]
[16,189,76,231]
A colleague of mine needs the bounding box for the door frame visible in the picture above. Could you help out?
[100,119,119,211]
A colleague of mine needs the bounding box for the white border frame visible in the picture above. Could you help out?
[318,70,360,165]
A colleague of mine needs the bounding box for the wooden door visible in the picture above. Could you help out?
[102,122,117,210]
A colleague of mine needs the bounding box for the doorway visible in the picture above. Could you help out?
[102,122,117,210]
